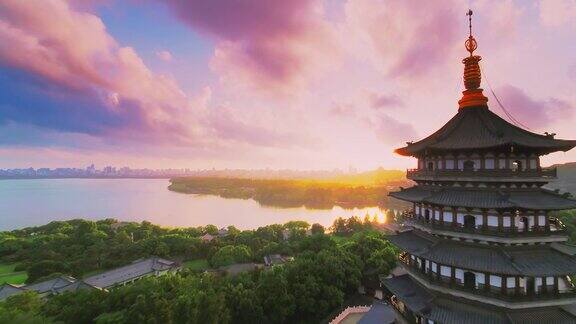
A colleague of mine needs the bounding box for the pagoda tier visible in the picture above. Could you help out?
[395,105,576,157]
[389,229,576,309]
[383,274,576,324]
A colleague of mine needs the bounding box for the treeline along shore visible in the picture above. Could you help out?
[168,174,412,210]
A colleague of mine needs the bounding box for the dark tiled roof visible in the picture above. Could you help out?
[429,297,508,324]
[26,276,76,294]
[0,284,25,300]
[53,280,101,294]
[389,187,576,210]
[84,257,178,288]
[388,230,576,276]
[357,301,396,324]
[383,275,576,324]
[383,275,433,313]
[507,307,576,324]
[395,106,576,156]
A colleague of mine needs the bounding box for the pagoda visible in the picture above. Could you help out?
[384,10,576,324]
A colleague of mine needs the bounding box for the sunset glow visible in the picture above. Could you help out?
[0,0,575,170]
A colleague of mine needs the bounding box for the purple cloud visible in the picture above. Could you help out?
[369,93,404,109]
[494,84,574,129]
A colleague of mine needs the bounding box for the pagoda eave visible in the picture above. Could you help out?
[384,274,576,323]
[389,187,576,210]
[388,230,576,277]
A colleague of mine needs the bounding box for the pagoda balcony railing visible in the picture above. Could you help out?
[399,255,576,303]
[406,167,557,180]
[403,212,566,238]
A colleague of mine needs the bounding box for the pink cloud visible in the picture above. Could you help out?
[370,114,418,146]
[539,0,576,27]
[493,85,574,130]
[162,0,338,95]
[0,0,200,143]
[345,0,461,78]
[369,93,404,110]
[156,50,173,62]
[329,103,356,118]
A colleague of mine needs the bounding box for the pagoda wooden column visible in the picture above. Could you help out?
[484,272,490,293]
[452,207,458,228]
[554,277,559,295]
[482,210,488,232]
[515,277,520,296]
[439,208,444,225]
[451,267,456,286]
[510,211,516,232]
[502,275,507,295]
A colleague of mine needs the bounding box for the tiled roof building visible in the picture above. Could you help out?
[0,257,179,300]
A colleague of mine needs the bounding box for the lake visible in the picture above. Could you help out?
[0,179,390,231]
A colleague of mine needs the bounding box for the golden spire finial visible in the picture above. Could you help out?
[458,9,488,109]
[465,9,477,56]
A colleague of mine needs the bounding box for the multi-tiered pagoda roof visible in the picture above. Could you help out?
[384,10,576,324]
[395,105,576,157]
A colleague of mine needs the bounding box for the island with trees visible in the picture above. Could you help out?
[168,168,411,210]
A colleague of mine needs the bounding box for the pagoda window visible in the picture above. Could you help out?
[558,276,571,293]
[427,161,434,171]
[498,158,507,169]
[529,159,537,169]
[538,215,546,227]
[506,277,516,295]
[415,204,421,216]
[487,215,498,227]
[440,265,451,279]
[456,213,464,226]
[443,211,453,223]
[434,210,440,221]
[485,158,495,169]
[503,216,511,228]
[437,160,443,169]
[455,268,464,284]
[476,273,486,289]
[490,275,502,293]
[445,160,455,169]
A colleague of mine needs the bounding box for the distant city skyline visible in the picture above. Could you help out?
[0,1,575,170]
[0,163,365,179]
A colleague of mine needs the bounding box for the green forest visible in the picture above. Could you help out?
[0,217,398,323]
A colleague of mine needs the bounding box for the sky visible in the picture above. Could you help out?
[0,0,575,171]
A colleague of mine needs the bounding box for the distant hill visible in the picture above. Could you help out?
[546,162,576,195]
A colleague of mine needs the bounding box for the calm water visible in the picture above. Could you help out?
[0,179,388,231]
